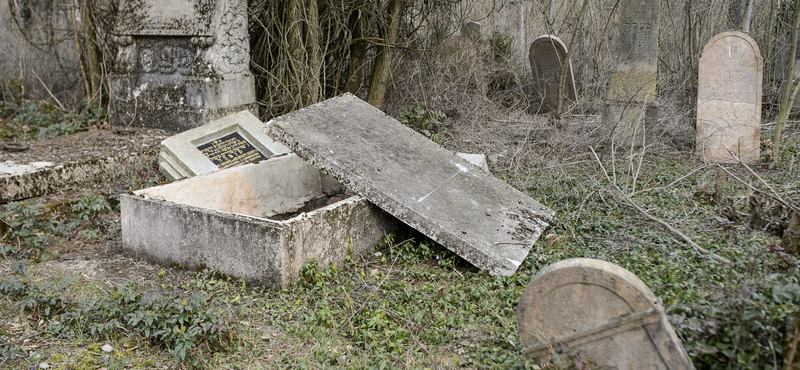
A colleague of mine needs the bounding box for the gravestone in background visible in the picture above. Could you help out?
[601,0,659,144]
[109,0,257,132]
[517,258,696,370]
[529,35,576,111]
[696,31,762,164]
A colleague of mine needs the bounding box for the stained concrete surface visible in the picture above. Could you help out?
[267,94,554,276]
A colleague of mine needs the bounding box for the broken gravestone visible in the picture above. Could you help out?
[109,0,257,132]
[696,31,762,164]
[529,35,576,111]
[517,258,695,370]
[266,94,554,276]
[602,0,659,144]
[158,111,291,180]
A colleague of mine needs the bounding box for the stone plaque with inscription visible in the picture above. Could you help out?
[197,132,268,170]
[159,111,290,180]
[529,35,576,111]
[109,0,256,132]
[197,132,267,170]
[517,258,695,369]
[696,31,762,164]
[602,0,659,144]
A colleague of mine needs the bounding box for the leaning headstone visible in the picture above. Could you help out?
[267,94,554,276]
[529,35,576,111]
[696,31,762,164]
[601,0,659,144]
[109,0,257,132]
[158,111,291,180]
[517,258,695,370]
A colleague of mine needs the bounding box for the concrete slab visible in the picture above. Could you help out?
[1,128,168,203]
[122,153,395,288]
[266,94,554,275]
[158,111,290,180]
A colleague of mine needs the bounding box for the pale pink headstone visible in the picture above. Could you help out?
[696,31,762,164]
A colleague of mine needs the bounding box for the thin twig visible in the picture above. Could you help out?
[591,147,732,264]
[31,70,64,110]
[720,146,800,213]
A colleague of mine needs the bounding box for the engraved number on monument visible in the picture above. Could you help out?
[197,132,267,169]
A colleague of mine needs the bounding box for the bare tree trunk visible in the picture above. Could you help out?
[366,0,406,109]
[287,0,306,106]
[80,0,103,103]
[304,0,322,105]
[344,9,370,95]
[775,0,800,157]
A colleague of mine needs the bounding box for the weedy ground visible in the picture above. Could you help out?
[1,96,800,369]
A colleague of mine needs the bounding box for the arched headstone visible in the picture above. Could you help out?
[517,258,695,369]
[696,31,762,164]
[529,35,576,111]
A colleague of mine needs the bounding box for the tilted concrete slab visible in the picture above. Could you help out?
[266,94,554,275]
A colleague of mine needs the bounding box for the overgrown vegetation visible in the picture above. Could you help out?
[0,144,798,368]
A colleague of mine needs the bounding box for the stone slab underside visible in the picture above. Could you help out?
[267,94,554,275]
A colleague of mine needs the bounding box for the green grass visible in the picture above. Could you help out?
[0,141,798,369]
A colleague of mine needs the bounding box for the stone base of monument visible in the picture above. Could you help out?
[120,153,395,289]
[517,258,695,370]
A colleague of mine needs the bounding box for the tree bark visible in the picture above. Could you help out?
[344,9,370,95]
[303,0,321,105]
[366,0,406,109]
[774,0,800,157]
[80,0,103,103]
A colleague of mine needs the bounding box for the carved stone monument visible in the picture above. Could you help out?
[529,35,576,111]
[517,258,695,370]
[696,31,762,164]
[109,0,257,132]
[602,0,659,144]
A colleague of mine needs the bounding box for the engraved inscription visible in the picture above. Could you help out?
[197,132,268,169]
[139,46,196,75]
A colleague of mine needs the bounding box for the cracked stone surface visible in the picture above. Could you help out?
[266,94,554,275]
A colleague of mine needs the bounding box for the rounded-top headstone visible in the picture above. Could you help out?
[696,31,762,164]
[528,35,576,110]
[516,258,695,370]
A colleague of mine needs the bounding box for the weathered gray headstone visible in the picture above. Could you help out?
[602,0,659,144]
[158,111,291,180]
[109,0,257,132]
[529,35,576,111]
[266,94,554,276]
[696,31,762,164]
[517,258,695,370]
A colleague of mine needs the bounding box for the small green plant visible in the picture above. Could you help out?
[0,99,105,141]
[396,103,450,142]
[46,274,240,368]
[0,201,67,261]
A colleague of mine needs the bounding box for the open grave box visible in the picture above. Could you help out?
[120,153,395,289]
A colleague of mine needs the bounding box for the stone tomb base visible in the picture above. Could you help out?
[121,154,395,289]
